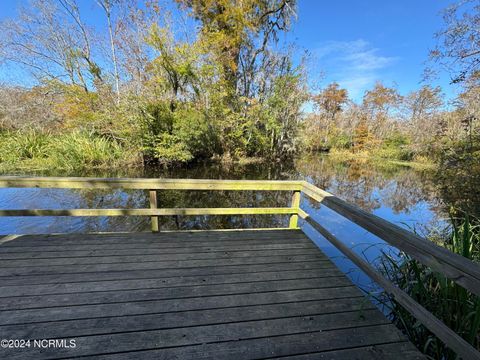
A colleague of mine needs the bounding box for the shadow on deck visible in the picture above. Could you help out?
[0,229,423,359]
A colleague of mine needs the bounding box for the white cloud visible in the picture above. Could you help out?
[314,40,397,100]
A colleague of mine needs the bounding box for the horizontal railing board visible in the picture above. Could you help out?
[0,207,297,217]
[301,181,480,298]
[0,176,303,191]
[299,209,480,360]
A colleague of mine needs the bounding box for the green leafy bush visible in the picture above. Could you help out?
[151,133,193,165]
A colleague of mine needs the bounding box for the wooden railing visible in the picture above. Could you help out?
[0,176,479,359]
[0,176,304,232]
[299,183,480,360]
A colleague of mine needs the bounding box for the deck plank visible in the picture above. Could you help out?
[0,276,355,310]
[0,229,425,359]
[0,254,328,277]
[0,248,321,266]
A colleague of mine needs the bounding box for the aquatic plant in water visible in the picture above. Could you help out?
[379,216,480,359]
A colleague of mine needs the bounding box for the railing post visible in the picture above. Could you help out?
[289,190,301,228]
[149,190,159,232]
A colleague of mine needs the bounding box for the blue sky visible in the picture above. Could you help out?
[288,0,455,101]
[0,0,456,102]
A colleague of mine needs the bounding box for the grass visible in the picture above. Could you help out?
[378,216,480,359]
[327,148,435,170]
[0,130,140,171]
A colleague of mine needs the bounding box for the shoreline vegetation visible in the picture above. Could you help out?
[325,148,435,170]
[0,130,436,173]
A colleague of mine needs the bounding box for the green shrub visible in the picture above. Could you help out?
[151,133,193,165]
[378,132,415,161]
[328,133,352,150]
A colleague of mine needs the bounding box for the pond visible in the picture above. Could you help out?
[0,154,447,293]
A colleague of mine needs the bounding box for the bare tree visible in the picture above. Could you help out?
[97,0,121,101]
[362,82,402,139]
[430,0,480,83]
[0,0,102,91]
[402,85,444,149]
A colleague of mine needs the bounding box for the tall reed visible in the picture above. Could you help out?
[0,130,138,171]
[379,216,480,359]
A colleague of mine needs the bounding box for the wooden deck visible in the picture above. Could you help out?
[0,229,424,359]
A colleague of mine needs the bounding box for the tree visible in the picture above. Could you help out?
[0,0,102,91]
[176,0,296,96]
[430,0,480,84]
[403,85,443,149]
[352,117,372,152]
[454,75,480,149]
[146,24,200,112]
[312,82,348,121]
[362,82,402,139]
[97,0,121,101]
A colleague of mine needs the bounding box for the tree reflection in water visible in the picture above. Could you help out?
[1,154,466,300]
[0,155,448,235]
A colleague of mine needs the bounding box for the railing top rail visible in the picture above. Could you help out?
[0,176,304,191]
[300,180,480,298]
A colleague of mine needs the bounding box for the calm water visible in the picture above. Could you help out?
[0,154,447,292]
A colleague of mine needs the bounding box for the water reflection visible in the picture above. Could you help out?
[0,154,445,235]
[0,155,449,292]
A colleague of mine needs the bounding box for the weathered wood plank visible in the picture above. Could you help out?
[88,341,424,360]
[0,287,363,325]
[0,268,344,297]
[0,248,321,267]
[0,261,335,286]
[3,323,407,360]
[0,277,353,311]
[266,342,424,360]
[0,243,315,259]
[0,238,313,252]
[0,229,308,246]
[1,297,375,340]
[0,254,327,277]
[0,176,304,190]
